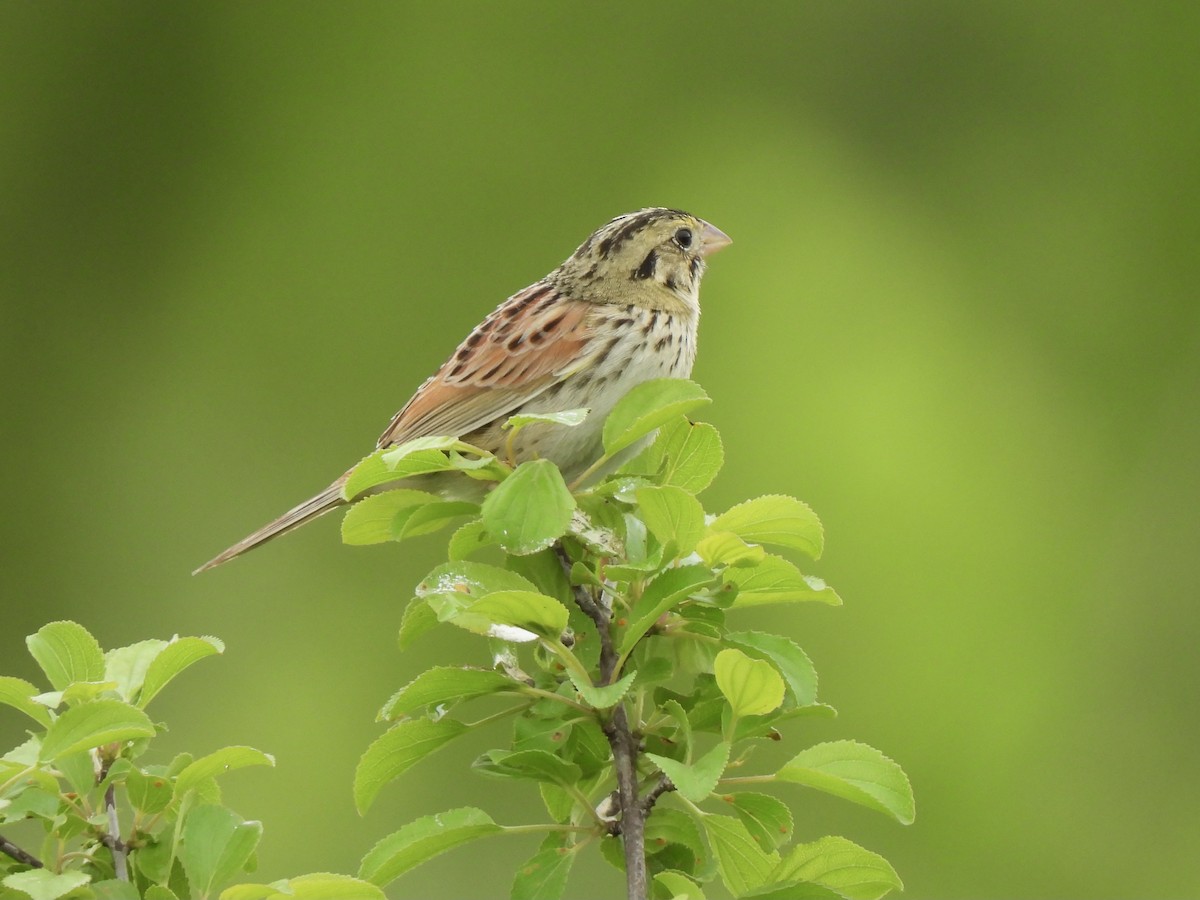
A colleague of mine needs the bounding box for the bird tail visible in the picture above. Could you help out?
[193,480,347,574]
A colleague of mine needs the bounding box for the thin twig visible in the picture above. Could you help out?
[0,833,44,869]
[555,544,648,900]
[639,774,675,814]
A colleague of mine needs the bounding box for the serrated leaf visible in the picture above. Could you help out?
[126,767,174,814]
[510,839,575,900]
[0,677,52,727]
[379,667,518,721]
[505,408,590,430]
[603,379,712,456]
[38,699,155,761]
[703,815,779,897]
[473,749,582,787]
[398,598,439,649]
[221,874,387,900]
[447,520,495,560]
[140,636,224,708]
[726,793,794,850]
[646,742,730,803]
[714,649,785,718]
[621,416,724,495]
[619,565,714,658]
[417,560,539,599]
[481,459,575,555]
[695,531,766,568]
[453,590,569,641]
[725,633,818,708]
[358,807,501,886]
[770,836,903,900]
[103,639,168,702]
[25,621,105,691]
[711,496,824,560]
[565,670,635,709]
[89,880,142,900]
[341,489,438,545]
[645,808,707,863]
[1,869,90,900]
[653,871,708,900]
[180,804,262,898]
[174,747,275,802]
[777,741,915,825]
[354,719,467,814]
[394,500,479,541]
[637,486,706,556]
[725,557,840,607]
[343,446,455,499]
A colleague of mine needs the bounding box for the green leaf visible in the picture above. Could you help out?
[127,766,174,814]
[481,459,575,555]
[59,680,118,705]
[397,598,439,650]
[646,742,730,803]
[645,808,707,864]
[180,804,262,898]
[769,836,903,900]
[341,489,438,545]
[726,793,794,850]
[724,557,840,607]
[446,520,496,560]
[653,871,708,900]
[358,807,502,886]
[695,532,766,568]
[221,874,387,900]
[511,838,575,900]
[603,379,712,456]
[725,633,818,708]
[619,565,714,658]
[139,636,225,708]
[38,699,155,761]
[89,880,142,900]
[417,560,539,600]
[145,887,181,900]
[343,443,461,499]
[103,639,168,702]
[711,496,823,560]
[1,869,90,900]
[25,621,105,691]
[0,677,52,727]
[777,741,915,825]
[622,415,724,495]
[379,667,519,721]
[393,500,479,541]
[505,408,590,431]
[174,746,275,802]
[566,670,635,709]
[714,649,785,718]
[703,815,779,897]
[354,719,467,814]
[473,749,581,787]
[454,590,569,642]
[637,486,706,556]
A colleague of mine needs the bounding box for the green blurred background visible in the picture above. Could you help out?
[3,3,1198,897]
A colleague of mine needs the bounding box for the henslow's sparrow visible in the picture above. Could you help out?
[196,208,730,573]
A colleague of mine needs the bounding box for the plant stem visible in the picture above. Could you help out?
[0,833,44,869]
[556,544,648,900]
[102,782,128,880]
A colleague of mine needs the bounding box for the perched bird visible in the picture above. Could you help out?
[195,208,731,573]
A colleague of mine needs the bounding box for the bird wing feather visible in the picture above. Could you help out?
[377,284,592,447]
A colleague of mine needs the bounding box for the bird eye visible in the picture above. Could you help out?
[674,227,693,249]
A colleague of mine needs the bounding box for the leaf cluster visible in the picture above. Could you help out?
[338,379,914,900]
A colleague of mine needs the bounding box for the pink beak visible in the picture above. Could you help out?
[699,221,732,257]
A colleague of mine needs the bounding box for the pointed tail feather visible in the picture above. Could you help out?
[193,481,347,574]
